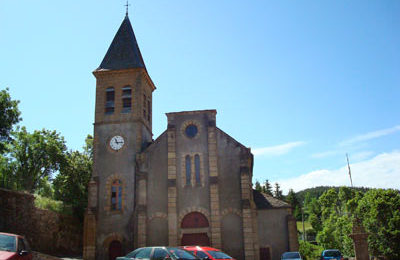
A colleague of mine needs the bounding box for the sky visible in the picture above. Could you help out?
[1,1,399,193]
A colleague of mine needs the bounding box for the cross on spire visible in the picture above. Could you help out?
[125,0,131,17]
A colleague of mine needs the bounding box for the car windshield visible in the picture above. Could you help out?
[282,252,301,259]
[167,247,198,259]
[207,250,232,259]
[324,250,341,257]
[0,234,16,252]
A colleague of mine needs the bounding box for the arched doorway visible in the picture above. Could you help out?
[108,240,123,260]
[181,212,210,246]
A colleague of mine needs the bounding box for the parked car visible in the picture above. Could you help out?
[116,246,199,260]
[181,246,235,260]
[281,251,302,260]
[320,249,343,260]
[0,232,32,260]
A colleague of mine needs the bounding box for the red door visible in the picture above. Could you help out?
[181,233,210,246]
[109,240,123,260]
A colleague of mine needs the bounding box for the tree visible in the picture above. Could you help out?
[255,180,262,192]
[0,88,21,154]
[264,179,273,196]
[53,135,93,221]
[274,182,283,199]
[357,189,400,259]
[286,188,301,220]
[9,127,67,192]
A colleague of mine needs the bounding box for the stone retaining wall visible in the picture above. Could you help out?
[0,188,82,255]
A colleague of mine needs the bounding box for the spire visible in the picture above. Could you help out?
[96,15,146,71]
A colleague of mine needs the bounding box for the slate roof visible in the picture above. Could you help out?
[253,189,291,209]
[96,15,146,71]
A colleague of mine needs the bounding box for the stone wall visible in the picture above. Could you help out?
[0,188,82,255]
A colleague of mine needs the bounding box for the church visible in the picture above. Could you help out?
[83,13,299,260]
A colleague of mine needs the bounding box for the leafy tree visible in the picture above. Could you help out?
[9,127,67,192]
[274,182,283,199]
[0,88,21,154]
[53,135,93,221]
[357,189,400,259]
[299,240,323,260]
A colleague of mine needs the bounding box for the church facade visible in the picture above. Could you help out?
[83,14,298,260]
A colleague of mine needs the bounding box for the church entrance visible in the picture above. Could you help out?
[180,212,210,246]
[108,240,123,260]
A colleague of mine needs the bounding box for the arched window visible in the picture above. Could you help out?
[143,94,147,118]
[185,155,191,186]
[194,154,201,184]
[111,179,122,210]
[122,86,132,113]
[105,87,115,114]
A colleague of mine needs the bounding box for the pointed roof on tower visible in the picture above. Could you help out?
[96,15,146,71]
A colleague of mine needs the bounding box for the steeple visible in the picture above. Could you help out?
[96,15,146,71]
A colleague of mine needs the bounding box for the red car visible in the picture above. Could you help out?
[0,232,32,260]
[182,246,235,260]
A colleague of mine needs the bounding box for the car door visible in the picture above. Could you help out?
[152,248,171,260]
[17,238,32,260]
[134,248,153,260]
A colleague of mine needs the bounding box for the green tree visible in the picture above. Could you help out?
[357,189,400,259]
[264,179,273,196]
[255,180,262,192]
[53,135,93,221]
[274,182,283,199]
[9,127,67,192]
[0,88,21,154]
[286,188,301,220]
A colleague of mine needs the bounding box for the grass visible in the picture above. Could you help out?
[297,221,312,232]
[34,194,72,214]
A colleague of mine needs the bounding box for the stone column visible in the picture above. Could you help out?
[208,120,222,249]
[137,172,147,247]
[167,124,178,246]
[350,218,369,260]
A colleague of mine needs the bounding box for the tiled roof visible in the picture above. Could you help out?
[253,189,291,209]
[96,15,146,71]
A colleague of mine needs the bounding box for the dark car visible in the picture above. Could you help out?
[0,232,32,260]
[116,246,199,260]
[281,251,302,260]
[320,249,343,260]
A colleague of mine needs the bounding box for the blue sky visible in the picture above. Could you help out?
[1,1,399,193]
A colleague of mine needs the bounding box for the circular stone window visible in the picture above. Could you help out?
[185,124,198,138]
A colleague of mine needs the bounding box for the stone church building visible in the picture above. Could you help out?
[83,14,298,260]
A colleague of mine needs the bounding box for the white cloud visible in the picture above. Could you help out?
[277,150,400,193]
[339,125,400,147]
[311,150,340,159]
[252,141,306,156]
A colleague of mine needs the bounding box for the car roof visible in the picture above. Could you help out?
[0,232,21,238]
[182,246,219,251]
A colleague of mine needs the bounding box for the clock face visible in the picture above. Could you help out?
[110,135,125,151]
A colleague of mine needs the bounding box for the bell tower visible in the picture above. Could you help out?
[83,14,156,260]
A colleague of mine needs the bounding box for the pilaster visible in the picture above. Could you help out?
[137,172,147,247]
[83,209,96,260]
[208,120,222,249]
[240,151,258,260]
[167,124,178,246]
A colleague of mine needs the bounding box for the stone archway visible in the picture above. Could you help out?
[180,212,210,246]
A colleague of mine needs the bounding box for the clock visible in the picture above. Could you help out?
[110,135,125,151]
